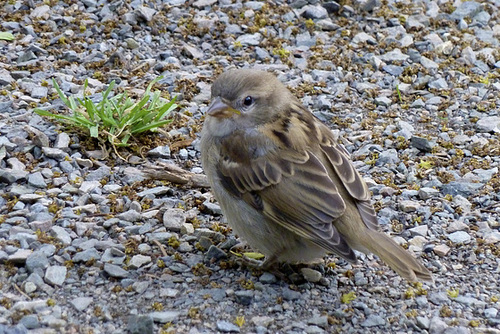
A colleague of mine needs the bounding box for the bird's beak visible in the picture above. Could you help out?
[206,97,241,118]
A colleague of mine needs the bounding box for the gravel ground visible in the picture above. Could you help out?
[1,0,500,333]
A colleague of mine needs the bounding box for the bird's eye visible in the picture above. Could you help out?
[243,96,254,106]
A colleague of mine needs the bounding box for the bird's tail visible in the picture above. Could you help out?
[363,231,433,282]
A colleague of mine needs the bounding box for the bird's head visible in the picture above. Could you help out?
[206,69,294,125]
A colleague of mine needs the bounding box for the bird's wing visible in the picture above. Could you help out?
[319,133,379,232]
[217,126,356,261]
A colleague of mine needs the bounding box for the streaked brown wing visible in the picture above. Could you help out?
[319,133,379,231]
[218,133,356,261]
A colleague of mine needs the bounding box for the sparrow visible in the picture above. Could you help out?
[200,69,432,282]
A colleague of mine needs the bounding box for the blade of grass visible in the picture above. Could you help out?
[34,109,95,127]
[131,119,172,134]
[155,95,178,121]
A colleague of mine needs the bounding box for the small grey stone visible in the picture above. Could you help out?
[79,181,101,194]
[476,116,500,133]
[300,268,322,283]
[30,4,50,18]
[376,149,399,166]
[133,281,150,294]
[434,244,451,256]
[307,315,328,328]
[316,19,339,31]
[86,166,111,181]
[125,38,139,49]
[418,187,440,200]
[182,44,204,59]
[70,297,93,312]
[178,148,188,159]
[8,249,33,264]
[361,314,386,327]
[20,314,39,329]
[149,311,181,323]
[136,6,156,21]
[73,248,100,262]
[447,231,471,244]
[382,65,403,76]
[137,186,171,197]
[428,78,449,89]
[0,169,28,183]
[23,281,37,294]
[163,208,186,231]
[217,320,240,333]
[301,5,328,19]
[296,31,316,47]
[31,86,48,99]
[42,147,69,160]
[454,295,485,307]
[54,132,71,149]
[374,96,392,107]
[420,56,439,70]
[75,158,93,168]
[410,136,435,152]
[380,49,409,63]
[405,14,427,29]
[451,1,482,21]
[45,265,67,286]
[282,288,301,301]
[452,195,472,212]
[354,271,368,285]
[147,146,171,158]
[50,226,72,245]
[234,290,254,306]
[17,50,37,63]
[429,316,448,334]
[25,251,49,273]
[24,125,50,147]
[260,272,277,284]
[104,263,129,278]
[236,33,262,46]
[127,315,154,334]
[409,225,428,237]
[205,245,227,261]
[203,200,222,215]
[128,255,151,269]
[0,100,13,112]
[356,0,380,11]
[416,316,430,329]
[116,210,142,222]
[28,172,47,188]
[322,1,340,13]
[0,69,14,85]
[351,33,377,47]
[442,182,483,197]
[484,308,498,318]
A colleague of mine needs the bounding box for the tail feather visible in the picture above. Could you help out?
[364,231,433,282]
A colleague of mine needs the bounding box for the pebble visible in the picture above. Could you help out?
[447,231,472,244]
[433,244,451,256]
[45,266,67,286]
[301,268,322,283]
[162,208,186,231]
[103,263,129,278]
[361,314,386,327]
[127,315,154,334]
[129,255,151,269]
[217,320,240,333]
[149,311,181,323]
[476,116,500,133]
[70,297,93,312]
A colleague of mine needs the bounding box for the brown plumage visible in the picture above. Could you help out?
[200,69,433,282]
